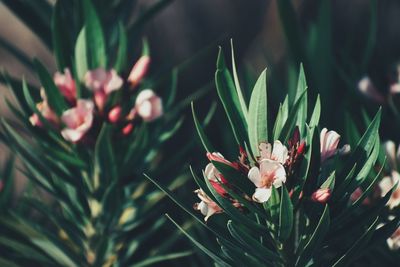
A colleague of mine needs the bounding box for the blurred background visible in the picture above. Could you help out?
[1,0,400,264]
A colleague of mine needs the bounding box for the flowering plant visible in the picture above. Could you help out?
[149,46,400,266]
[0,0,195,266]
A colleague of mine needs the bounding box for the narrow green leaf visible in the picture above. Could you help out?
[248,68,268,157]
[230,39,248,120]
[82,0,106,68]
[114,22,128,72]
[191,102,214,152]
[215,47,248,146]
[278,186,294,242]
[295,64,308,135]
[279,91,306,143]
[75,27,88,81]
[296,205,330,266]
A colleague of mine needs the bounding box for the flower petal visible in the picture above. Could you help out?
[248,166,262,187]
[252,187,272,203]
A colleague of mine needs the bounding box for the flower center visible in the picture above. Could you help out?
[261,171,275,188]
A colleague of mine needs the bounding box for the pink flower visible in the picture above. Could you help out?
[205,153,231,196]
[320,128,342,163]
[29,90,59,127]
[134,89,163,122]
[108,106,122,123]
[311,188,331,204]
[194,189,223,222]
[54,68,76,103]
[357,76,385,104]
[85,68,123,109]
[248,159,287,203]
[61,100,94,142]
[378,171,400,209]
[390,83,400,95]
[128,55,150,88]
[384,141,400,171]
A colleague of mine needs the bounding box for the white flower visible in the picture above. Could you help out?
[259,140,288,164]
[379,171,400,209]
[194,189,222,221]
[61,100,94,142]
[248,159,286,203]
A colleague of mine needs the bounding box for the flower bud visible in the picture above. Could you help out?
[311,188,331,204]
[128,56,150,88]
[122,123,134,136]
[108,106,122,123]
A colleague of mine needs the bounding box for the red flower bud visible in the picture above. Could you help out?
[311,188,331,204]
[122,123,134,136]
[297,141,306,155]
[108,106,122,123]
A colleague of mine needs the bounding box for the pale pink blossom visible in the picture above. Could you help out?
[61,100,94,142]
[311,188,331,204]
[387,227,400,250]
[204,152,231,196]
[84,68,123,109]
[390,83,400,95]
[357,76,385,104]
[248,159,286,203]
[134,89,163,122]
[29,89,59,127]
[128,55,150,88]
[259,141,288,164]
[378,171,400,209]
[108,106,122,123]
[194,189,223,222]
[54,68,76,103]
[320,128,344,163]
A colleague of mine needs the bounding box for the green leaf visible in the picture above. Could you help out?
[114,22,128,72]
[74,27,89,81]
[33,59,68,115]
[309,95,321,128]
[191,102,214,152]
[332,217,379,267]
[248,68,268,157]
[230,39,248,121]
[272,96,289,141]
[296,205,330,267]
[165,214,231,267]
[215,47,248,146]
[82,0,106,68]
[295,64,308,135]
[94,124,117,188]
[278,186,294,242]
[320,171,335,190]
[227,220,282,264]
[279,91,306,143]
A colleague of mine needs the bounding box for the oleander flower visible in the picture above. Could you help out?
[378,171,400,209]
[134,89,163,122]
[84,68,123,109]
[357,76,385,104]
[61,100,94,142]
[311,188,331,204]
[29,89,59,127]
[194,189,223,222]
[205,152,235,196]
[54,68,77,103]
[108,106,122,123]
[320,128,349,163]
[128,55,150,87]
[248,158,287,203]
[385,140,400,171]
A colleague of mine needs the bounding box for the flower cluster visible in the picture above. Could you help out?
[29,56,163,143]
[194,127,350,221]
